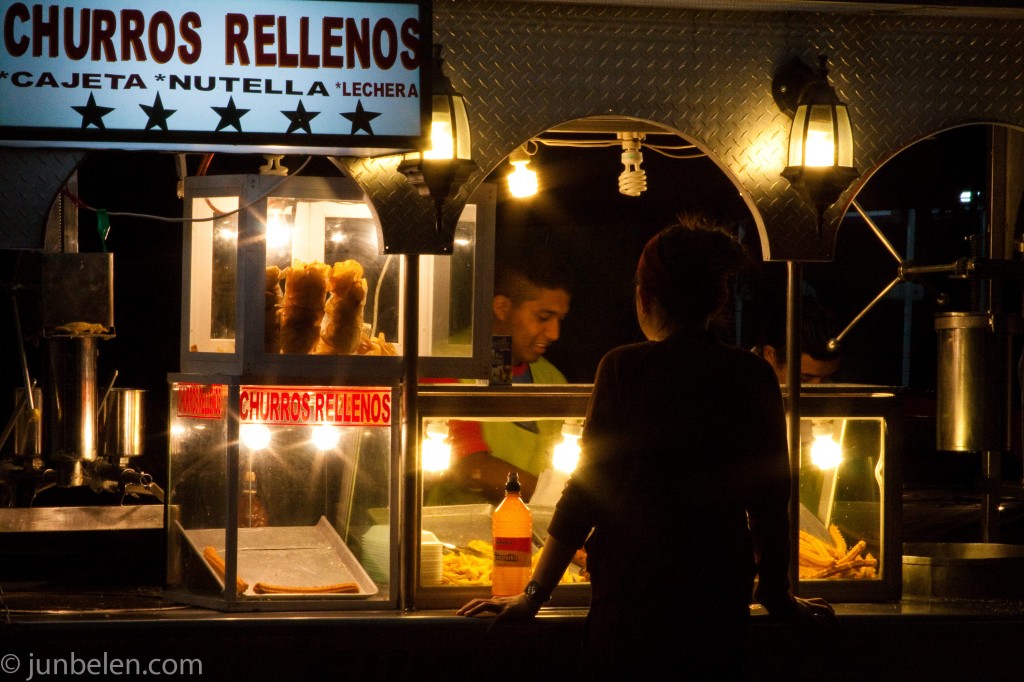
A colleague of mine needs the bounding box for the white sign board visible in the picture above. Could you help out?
[0,0,428,154]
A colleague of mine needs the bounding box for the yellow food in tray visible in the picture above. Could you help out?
[799,524,878,580]
[441,540,493,586]
[439,540,589,586]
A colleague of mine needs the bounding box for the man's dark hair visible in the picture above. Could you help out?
[494,247,575,305]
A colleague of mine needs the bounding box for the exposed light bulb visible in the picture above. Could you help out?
[424,120,454,160]
[618,134,647,196]
[552,421,583,474]
[804,128,835,167]
[265,206,292,250]
[810,421,842,470]
[422,421,452,473]
[508,162,538,198]
[507,145,538,198]
[240,423,272,451]
[311,425,341,451]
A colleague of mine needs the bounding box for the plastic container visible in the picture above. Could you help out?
[491,472,532,596]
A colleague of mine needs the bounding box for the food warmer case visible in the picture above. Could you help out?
[791,385,903,603]
[413,384,903,609]
[166,173,494,611]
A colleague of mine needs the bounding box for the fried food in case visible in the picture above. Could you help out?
[315,259,367,355]
[280,259,329,354]
[264,265,284,353]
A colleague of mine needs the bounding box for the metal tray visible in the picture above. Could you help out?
[181,516,378,598]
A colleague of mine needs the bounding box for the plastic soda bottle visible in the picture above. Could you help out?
[491,471,533,596]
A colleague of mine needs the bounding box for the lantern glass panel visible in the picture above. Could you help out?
[805,104,838,167]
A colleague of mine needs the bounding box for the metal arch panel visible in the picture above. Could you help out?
[432,1,1024,261]
[0,149,85,250]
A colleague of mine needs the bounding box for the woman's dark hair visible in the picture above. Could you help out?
[636,214,747,326]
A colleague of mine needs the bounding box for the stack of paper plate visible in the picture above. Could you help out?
[420,531,443,586]
[359,526,445,586]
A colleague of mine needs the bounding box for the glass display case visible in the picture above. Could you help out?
[165,378,399,611]
[414,385,592,610]
[180,174,494,380]
[795,386,903,602]
[413,384,902,608]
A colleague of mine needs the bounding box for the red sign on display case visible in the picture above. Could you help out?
[239,385,392,426]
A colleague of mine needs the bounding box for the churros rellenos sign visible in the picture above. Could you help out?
[0,0,427,153]
[239,385,392,426]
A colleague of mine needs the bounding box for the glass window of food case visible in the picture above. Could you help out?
[180,175,494,381]
[166,378,399,611]
[414,385,593,610]
[793,386,903,602]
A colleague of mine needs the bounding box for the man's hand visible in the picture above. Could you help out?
[457,593,540,624]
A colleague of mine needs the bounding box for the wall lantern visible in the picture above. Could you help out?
[399,44,478,231]
[773,55,858,231]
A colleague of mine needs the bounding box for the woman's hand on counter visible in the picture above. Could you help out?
[457,593,540,623]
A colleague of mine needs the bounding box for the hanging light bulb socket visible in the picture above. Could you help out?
[618,133,647,197]
[399,44,478,233]
[773,55,858,232]
[507,144,538,198]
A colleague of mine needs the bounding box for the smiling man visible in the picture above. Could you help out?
[426,251,574,506]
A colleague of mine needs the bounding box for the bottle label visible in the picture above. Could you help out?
[493,536,532,568]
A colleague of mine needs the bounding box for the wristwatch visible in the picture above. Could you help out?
[523,580,550,606]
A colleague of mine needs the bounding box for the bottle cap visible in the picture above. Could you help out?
[505,471,521,493]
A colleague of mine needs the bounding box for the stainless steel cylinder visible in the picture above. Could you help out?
[934,312,1013,452]
[65,336,98,462]
[101,388,146,457]
[44,336,98,486]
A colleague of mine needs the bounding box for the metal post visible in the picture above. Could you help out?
[400,253,420,611]
[786,261,802,593]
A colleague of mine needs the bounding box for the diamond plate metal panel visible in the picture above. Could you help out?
[2,5,1024,262]
[430,1,1024,261]
[335,155,482,255]
[0,149,84,250]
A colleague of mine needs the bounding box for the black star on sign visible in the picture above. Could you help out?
[282,100,320,134]
[212,97,249,132]
[341,100,380,135]
[72,93,115,129]
[140,93,176,131]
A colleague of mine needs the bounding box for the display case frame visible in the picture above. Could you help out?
[165,374,402,612]
[792,385,904,603]
[179,175,495,383]
[415,385,593,610]
[414,384,903,608]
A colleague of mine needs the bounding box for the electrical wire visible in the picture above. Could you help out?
[532,136,706,159]
[62,156,314,224]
